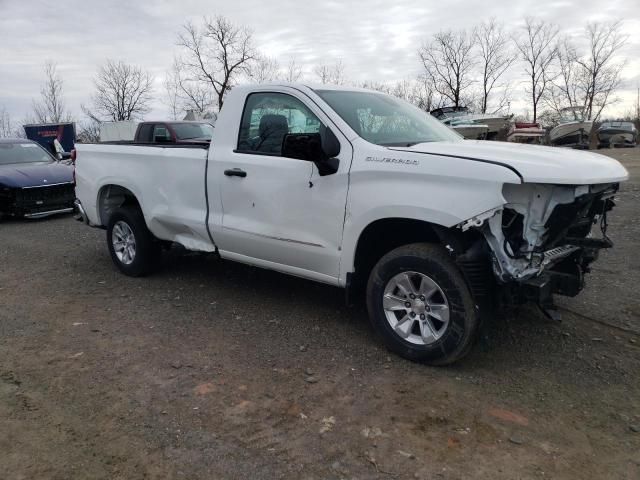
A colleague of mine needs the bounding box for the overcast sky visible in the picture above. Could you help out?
[0,0,638,124]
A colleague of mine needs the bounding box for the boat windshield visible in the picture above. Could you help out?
[0,142,53,165]
[560,108,586,122]
[601,122,634,131]
[315,89,462,146]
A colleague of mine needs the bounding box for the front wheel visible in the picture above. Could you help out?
[107,207,161,277]
[366,243,479,365]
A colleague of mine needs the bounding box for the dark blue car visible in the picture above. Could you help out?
[0,138,75,219]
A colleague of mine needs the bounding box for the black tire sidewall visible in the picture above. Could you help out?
[107,207,158,277]
[367,244,478,365]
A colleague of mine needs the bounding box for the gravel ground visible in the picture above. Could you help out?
[1,147,639,480]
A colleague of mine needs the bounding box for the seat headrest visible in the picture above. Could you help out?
[259,114,288,136]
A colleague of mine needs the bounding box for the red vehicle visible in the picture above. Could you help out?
[133,121,214,144]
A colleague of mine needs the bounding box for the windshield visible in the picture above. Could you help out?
[172,123,214,140]
[315,90,461,146]
[0,142,53,165]
[560,108,586,122]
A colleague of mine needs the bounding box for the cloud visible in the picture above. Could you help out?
[0,0,638,122]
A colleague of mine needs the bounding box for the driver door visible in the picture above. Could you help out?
[213,90,352,283]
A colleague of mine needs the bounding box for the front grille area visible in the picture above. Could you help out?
[14,183,75,215]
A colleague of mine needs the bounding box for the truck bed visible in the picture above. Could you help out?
[94,141,210,149]
[74,142,214,252]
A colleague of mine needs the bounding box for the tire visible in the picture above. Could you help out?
[366,243,479,365]
[107,206,161,277]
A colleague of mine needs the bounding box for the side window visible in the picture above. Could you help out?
[153,124,171,142]
[237,92,322,156]
[137,124,152,142]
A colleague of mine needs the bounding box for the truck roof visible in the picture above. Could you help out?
[233,82,383,94]
[138,120,213,124]
[0,138,37,144]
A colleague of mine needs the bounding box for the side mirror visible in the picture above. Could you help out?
[281,127,341,176]
[320,125,341,159]
[282,133,323,162]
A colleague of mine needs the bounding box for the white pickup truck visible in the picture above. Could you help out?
[75,83,628,364]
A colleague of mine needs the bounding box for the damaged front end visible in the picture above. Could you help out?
[458,182,618,310]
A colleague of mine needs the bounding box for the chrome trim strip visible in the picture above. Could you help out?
[21,182,74,189]
[223,226,324,248]
[24,207,74,218]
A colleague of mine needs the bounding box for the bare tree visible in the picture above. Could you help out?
[32,61,69,123]
[249,55,280,83]
[576,21,627,121]
[177,16,256,111]
[545,22,627,122]
[545,37,582,115]
[391,78,438,111]
[0,106,13,137]
[514,17,559,122]
[163,68,181,120]
[76,118,101,143]
[84,60,153,121]
[314,60,346,85]
[283,58,304,82]
[359,80,392,93]
[418,29,475,108]
[166,59,215,118]
[475,20,516,113]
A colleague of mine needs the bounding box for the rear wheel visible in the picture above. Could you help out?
[107,207,160,277]
[366,243,479,365]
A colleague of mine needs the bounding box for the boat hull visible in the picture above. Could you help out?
[452,124,489,140]
[549,121,593,146]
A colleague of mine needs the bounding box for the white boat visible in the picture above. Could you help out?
[431,106,510,139]
[442,118,489,139]
[549,107,592,147]
[507,122,546,144]
[597,121,637,147]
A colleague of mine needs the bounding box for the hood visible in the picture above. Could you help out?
[390,140,629,185]
[0,161,73,188]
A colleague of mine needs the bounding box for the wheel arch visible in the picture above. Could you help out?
[345,216,460,292]
[97,184,143,227]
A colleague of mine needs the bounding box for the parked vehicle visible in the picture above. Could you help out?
[0,138,75,219]
[23,122,75,160]
[99,121,139,142]
[507,122,546,144]
[597,121,638,148]
[549,107,593,148]
[132,121,214,144]
[74,83,628,365]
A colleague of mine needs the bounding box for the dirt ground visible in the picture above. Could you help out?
[1,148,639,480]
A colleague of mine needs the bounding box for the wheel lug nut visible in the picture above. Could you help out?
[420,314,426,320]
[420,295,425,301]
[405,302,411,308]
[410,312,416,317]
[409,294,416,299]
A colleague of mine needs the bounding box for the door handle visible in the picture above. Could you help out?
[224,168,247,178]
